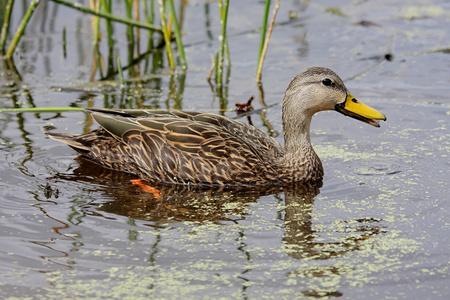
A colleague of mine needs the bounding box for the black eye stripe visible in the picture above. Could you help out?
[322,78,332,86]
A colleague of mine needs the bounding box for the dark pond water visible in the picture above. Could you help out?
[1,0,449,299]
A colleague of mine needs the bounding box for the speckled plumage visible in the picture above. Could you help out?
[48,67,385,187]
[49,109,322,186]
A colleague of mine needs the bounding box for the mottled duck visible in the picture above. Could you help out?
[48,67,386,187]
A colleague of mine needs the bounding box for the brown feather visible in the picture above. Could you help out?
[48,109,292,186]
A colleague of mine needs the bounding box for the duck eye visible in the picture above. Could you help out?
[322,78,332,86]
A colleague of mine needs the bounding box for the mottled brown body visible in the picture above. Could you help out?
[50,109,323,186]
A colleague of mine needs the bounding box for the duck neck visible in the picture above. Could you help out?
[283,111,312,155]
[281,107,323,182]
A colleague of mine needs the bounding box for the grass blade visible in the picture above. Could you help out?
[158,0,175,68]
[50,0,162,32]
[117,56,125,87]
[216,0,229,86]
[0,107,85,113]
[256,0,280,82]
[0,0,15,54]
[125,0,134,43]
[168,0,186,68]
[257,0,271,70]
[5,0,40,59]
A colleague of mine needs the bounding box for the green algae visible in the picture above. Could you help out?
[325,7,349,18]
[25,194,422,299]
[402,6,448,20]
[315,143,380,162]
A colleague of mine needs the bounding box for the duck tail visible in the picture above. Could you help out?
[46,132,90,151]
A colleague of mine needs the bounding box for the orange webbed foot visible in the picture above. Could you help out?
[130,179,174,209]
[130,179,161,200]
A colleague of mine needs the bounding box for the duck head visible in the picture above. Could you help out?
[282,67,386,127]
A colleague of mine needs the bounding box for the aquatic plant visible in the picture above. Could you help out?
[0,0,281,113]
[256,0,280,82]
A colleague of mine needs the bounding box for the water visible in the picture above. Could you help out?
[0,0,449,299]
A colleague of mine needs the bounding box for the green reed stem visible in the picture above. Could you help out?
[94,45,105,79]
[256,0,279,82]
[117,56,125,86]
[62,26,66,57]
[0,0,15,54]
[93,0,101,44]
[50,0,162,32]
[143,0,151,24]
[143,0,155,31]
[219,0,230,70]
[217,0,229,86]
[224,36,230,68]
[125,0,135,46]
[257,0,270,68]
[143,0,155,50]
[158,0,175,68]
[0,107,85,113]
[150,0,155,25]
[102,0,114,47]
[168,0,186,68]
[4,0,40,59]
[214,50,219,83]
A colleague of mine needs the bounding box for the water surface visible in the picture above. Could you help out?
[0,0,449,299]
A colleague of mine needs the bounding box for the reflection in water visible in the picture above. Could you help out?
[26,189,75,272]
[52,157,384,255]
[283,190,385,261]
[47,157,387,298]
[166,73,186,110]
[53,158,292,223]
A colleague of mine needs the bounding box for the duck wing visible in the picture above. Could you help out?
[50,109,284,186]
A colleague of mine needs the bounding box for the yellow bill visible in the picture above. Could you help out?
[335,91,386,127]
